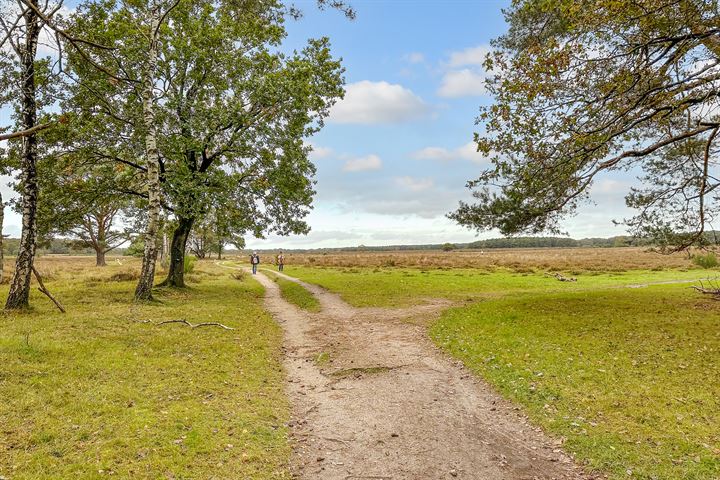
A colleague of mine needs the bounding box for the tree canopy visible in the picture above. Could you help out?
[63,0,344,288]
[451,0,720,251]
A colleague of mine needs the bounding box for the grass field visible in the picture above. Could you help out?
[0,258,289,479]
[284,265,708,307]
[286,261,720,480]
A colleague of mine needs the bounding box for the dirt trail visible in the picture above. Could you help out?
[238,266,592,479]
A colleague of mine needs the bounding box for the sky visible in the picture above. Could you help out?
[0,0,637,248]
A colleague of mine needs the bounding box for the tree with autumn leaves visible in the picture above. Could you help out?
[453,0,720,251]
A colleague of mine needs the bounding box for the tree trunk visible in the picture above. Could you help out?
[162,216,194,288]
[0,192,4,284]
[96,249,106,267]
[6,6,40,310]
[134,5,162,301]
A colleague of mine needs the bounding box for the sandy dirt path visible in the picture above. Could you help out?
[232,265,593,479]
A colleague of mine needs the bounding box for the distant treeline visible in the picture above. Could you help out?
[2,238,98,256]
[3,232,719,256]
[252,236,642,253]
[249,232,720,254]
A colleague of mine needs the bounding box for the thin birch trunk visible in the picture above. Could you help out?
[0,192,4,284]
[134,4,162,301]
[5,4,41,310]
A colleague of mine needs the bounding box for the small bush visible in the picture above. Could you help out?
[692,252,718,269]
[184,255,196,274]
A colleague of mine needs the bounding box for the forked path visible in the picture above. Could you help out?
[244,267,592,479]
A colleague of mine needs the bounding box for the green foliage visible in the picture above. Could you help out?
[125,237,145,257]
[65,0,346,263]
[184,255,196,274]
[442,243,456,252]
[452,0,720,252]
[692,252,719,269]
[0,260,289,477]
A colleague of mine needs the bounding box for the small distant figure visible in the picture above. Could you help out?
[250,251,260,275]
[277,251,285,272]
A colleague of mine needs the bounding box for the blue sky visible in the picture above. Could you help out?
[1,0,635,247]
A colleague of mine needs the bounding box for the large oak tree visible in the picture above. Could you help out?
[68,0,345,289]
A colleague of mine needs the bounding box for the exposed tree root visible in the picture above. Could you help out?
[32,266,66,313]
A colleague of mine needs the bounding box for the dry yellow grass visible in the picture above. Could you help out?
[270,247,693,272]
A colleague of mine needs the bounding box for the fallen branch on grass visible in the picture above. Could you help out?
[144,319,235,330]
[691,279,720,299]
[32,266,66,313]
[545,272,577,282]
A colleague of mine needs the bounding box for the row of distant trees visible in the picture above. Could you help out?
[0,0,352,309]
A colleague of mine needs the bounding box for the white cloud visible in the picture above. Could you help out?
[412,147,455,162]
[329,81,429,124]
[395,176,434,192]
[448,45,491,67]
[306,142,333,160]
[437,44,492,98]
[438,69,487,98]
[343,154,382,172]
[411,142,488,164]
[404,52,425,64]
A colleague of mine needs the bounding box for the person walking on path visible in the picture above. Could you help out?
[277,251,285,272]
[250,251,260,275]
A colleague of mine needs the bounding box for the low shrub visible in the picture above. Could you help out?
[692,252,718,269]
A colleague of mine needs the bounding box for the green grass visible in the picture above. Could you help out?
[284,265,711,307]
[432,287,720,479]
[0,260,289,479]
[263,270,321,313]
[288,266,720,479]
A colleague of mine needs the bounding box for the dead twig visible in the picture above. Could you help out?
[31,266,66,313]
[545,272,577,282]
[154,319,235,330]
[691,278,720,299]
